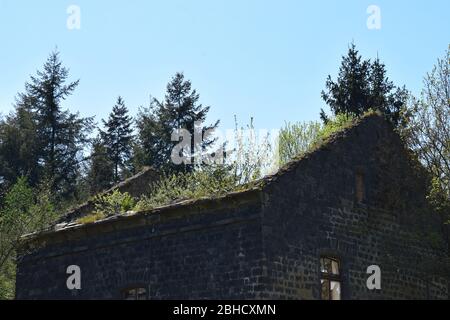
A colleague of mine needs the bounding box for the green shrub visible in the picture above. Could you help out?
[277,113,357,166]
[93,190,136,216]
[134,165,245,211]
[277,121,322,166]
[317,113,356,141]
[0,177,57,300]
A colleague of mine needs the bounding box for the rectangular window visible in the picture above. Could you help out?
[355,171,365,203]
[123,287,148,300]
[320,257,341,300]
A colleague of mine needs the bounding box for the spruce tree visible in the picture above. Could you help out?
[100,97,134,183]
[18,50,93,199]
[369,57,408,127]
[136,73,219,173]
[321,43,408,126]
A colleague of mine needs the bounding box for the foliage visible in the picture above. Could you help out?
[0,104,41,190]
[134,165,242,211]
[77,189,137,224]
[427,177,450,223]
[134,116,274,211]
[100,97,134,183]
[135,73,219,173]
[24,51,94,199]
[134,113,358,214]
[0,258,15,300]
[277,121,322,167]
[0,51,94,200]
[79,113,358,220]
[79,165,244,223]
[0,177,57,299]
[87,137,115,194]
[277,113,357,166]
[317,113,357,141]
[400,46,450,223]
[76,212,107,225]
[227,116,275,184]
[321,43,408,127]
[92,189,136,217]
[82,117,274,216]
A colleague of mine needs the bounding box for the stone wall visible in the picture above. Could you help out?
[15,115,449,300]
[260,115,449,299]
[16,191,267,299]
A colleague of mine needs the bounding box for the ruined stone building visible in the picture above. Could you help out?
[15,114,449,299]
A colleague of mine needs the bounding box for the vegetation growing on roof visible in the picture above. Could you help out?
[76,190,135,224]
[77,112,376,225]
[77,166,258,225]
[77,117,273,224]
[134,165,248,211]
[277,121,322,166]
[94,189,135,215]
[276,112,371,167]
[76,212,107,225]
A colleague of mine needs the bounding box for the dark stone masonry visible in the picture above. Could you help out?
[15,114,449,299]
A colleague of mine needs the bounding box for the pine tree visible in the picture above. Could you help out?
[100,97,134,183]
[18,50,93,199]
[321,43,408,126]
[87,137,115,194]
[136,73,219,173]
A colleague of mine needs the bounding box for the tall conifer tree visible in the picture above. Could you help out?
[321,43,408,126]
[100,97,134,183]
[87,137,115,194]
[136,73,219,173]
[5,51,93,199]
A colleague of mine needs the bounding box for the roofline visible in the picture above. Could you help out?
[261,111,388,186]
[21,112,389,246]
[57,166,158,223]
[20,187,263,247]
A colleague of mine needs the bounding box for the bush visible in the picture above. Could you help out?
[0,177,57,300]
[92,190,135,216]
[277,113,357,166]
[133,115,279,212]
[76,190,136,225]
[229,117,275,184]
[277,121,322,166]
[134,165,244,211]
[317,113,356,141]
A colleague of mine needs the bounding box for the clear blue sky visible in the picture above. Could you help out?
[0,0,448,132]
